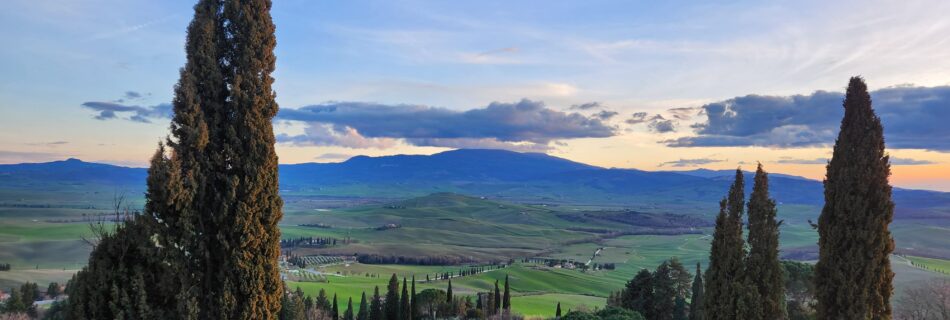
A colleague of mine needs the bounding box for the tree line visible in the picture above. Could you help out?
[356,254,490,266]
[278,273,516,320]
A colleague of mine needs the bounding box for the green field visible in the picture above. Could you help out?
[905,255,950,274]
[0,190,948,316]
[289,263,615,317]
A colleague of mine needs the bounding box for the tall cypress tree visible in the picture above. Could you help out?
[333,294,340,320]
[745,164,785,319]
[400,277,410,320]
[703,170,746,320]
[446,279,453,303]
[503,274,511,311]
[385,274,400,320]
[689,263,704,320]
[344,298,354,320]
[815,77,895,319]
[494,280,501,314]
[71,0,284,318]
[213,0,284,318]
[410,276,416,320]
[358,292,369,320]
[370,286,383,320]
[556,302,562,319]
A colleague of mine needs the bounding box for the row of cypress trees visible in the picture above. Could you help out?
[701,77,895,319]
[65,0,285,319]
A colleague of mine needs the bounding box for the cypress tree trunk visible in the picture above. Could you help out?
[815,77,895,319]
[703,170,746,320]
[745,164,786,319]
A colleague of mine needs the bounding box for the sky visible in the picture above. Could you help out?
[2,0,950,191]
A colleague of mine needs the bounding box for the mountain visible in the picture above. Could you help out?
[0,158,146,188]
[279,149,596,186]
[1,149,948,218]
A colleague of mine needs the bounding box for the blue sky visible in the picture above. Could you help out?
[2,0,950,190]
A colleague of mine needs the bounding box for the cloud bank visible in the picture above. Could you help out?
[277,99,616,150]
[666,86,950,151]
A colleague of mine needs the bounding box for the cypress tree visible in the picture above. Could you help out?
[213,0,284,318]
[370,286,383,320]
[401,277,410,320]
[815,77,895,319]
[446,279,453,303]
[70,0,285,318]
[503,274,511,310]
[703,170,746,320]
[689,263,704,320]
[410,276,416,320]
[385,274,400,320]
[344,298,354,320]
[494,280,501,313]
[358,292,369,320]
[556,302,562,319]
[745,164,786,319]
[333,294,340,320]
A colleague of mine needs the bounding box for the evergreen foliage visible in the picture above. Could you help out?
[744,164,786,319]
[688,263,704,320]
[400,277,410,320]
[344,298,354,320]
[703,170,746,320]
[815,76,895,319]
[333,294,339,320]
[385,274,400,320]
[64,0,284,318]
[370,286,383,320]
[410,276,416,320]
[623,269,655,318]
[503,274,511,310]
[358,292,369,320]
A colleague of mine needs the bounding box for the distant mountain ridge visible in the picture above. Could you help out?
[1,149,948,215]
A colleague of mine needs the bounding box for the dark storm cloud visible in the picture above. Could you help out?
[666,86,950,151]
[81,101,172,123]
[277,99,616,149]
